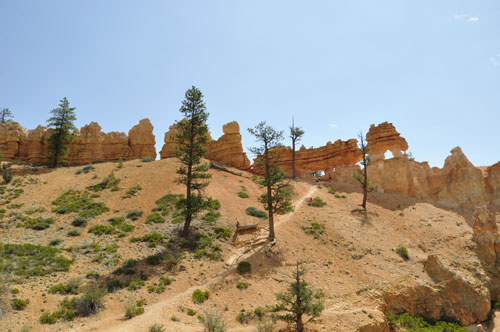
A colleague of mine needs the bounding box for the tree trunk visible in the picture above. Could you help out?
[182,118,195,238]
[292,139,296,180]
[296,262,303,332]
[265,144,275,241]
[362,150,368,210]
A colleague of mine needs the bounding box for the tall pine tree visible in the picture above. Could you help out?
[248,122,294,241]
[0,108,13,123]
[175,86,212,237]
[47,97,76,167]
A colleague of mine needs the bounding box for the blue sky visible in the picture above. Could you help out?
[1,1,499,167]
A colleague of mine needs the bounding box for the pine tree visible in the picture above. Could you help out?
[270,262,325,332]
[289,117,305,180]
[47,97,77,167]
[248,122,294,241]
[352,131,376,210]
[175,86,212,238]
[0,108,13,123]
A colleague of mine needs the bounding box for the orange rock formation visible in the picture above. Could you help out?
[160,121,250,170]
[0,119,156,165]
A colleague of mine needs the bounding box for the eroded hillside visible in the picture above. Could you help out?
[0,159,499,332]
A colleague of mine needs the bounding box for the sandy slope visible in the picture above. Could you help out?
[0,159,499,332]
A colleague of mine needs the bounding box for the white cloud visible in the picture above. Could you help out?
[454,14,479,23]
[329,124,337,128]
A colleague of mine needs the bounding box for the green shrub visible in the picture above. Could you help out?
[142,157,155,162]
[75,165,95,175]
[88,224,115,235]
[71,285,106,317]
[385,312,468,332]
[246,207,267,219]
[236,281,249,290]
[146,254,163,266]
[48,279,81,295]
[72,217,88,227]
[125,299,145,319]
[24,217,55,230]
[125,185,142,197]
[237,191,249,198]
[214,226,232,240]
[396,246,409,260]
[52,190,109,219]
[307,197,326,207]
[202,210,221,223]
[126,209,143,221]
[2,167,13,183]
[302,222,326,239]
[49,239,63,246]
[40,312,57,324]
[187,308,196,316]
[236,309,252,324]
[87,172,121,192]
[201,308,227,332]
[130,232,164,248]
[237,261,251,274]
[146,212,166,224]
[0,243,71,277]
[149,324,166,332]
[192,289,210,304]
[334,194,346,199]
[67,229,81,237]
[327,187,337,195]
[152,193,183,216]
[12,298,28,310]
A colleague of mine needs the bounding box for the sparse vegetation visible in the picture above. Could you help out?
[142,156,155,162]
[72,216,88,227]
[71,285,106,317]
[67,229,81,236]
[0,243,71,277]
[327,187,337,194]
[87,172,121,192]
[307,197,326,207]
[146,212,166,224]
[385,312,468,332]
[130,232,164,248]
[237,261,251,274]
[126,209,143,220]
[396,246,409,260]
[236,281,249,290]
[149,324,166,332]
[75,165,95,175]
[214,226,232,240]
[201,307,227,332]
[11,298,28,310]
[246,207,267,219]
[48,278,81,295]
[124,298,145,319]
[23,216,55,230]
[302,222,326,239]
[88,224,115,236]
[125,185,142,197]
[192,289,210,304]
[52,190,109,219]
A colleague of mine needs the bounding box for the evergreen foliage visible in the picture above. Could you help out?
[174,86,212,237]
[46,97,77,167]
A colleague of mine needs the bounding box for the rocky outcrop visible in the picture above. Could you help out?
[363,147,493,209]
[251,139,362,178]
[205,121,250,170]
[384,255,491,326]
[472,206,500,272]
[366,122,408,162]
[0,119,156,165]
[160,121,250,170]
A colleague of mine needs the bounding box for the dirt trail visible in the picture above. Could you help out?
[75,185,317,332]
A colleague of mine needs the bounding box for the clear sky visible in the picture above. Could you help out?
[1,1,499,167]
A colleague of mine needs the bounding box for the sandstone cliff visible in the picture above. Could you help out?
[0,119,156,165]
[160,121,250,170]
